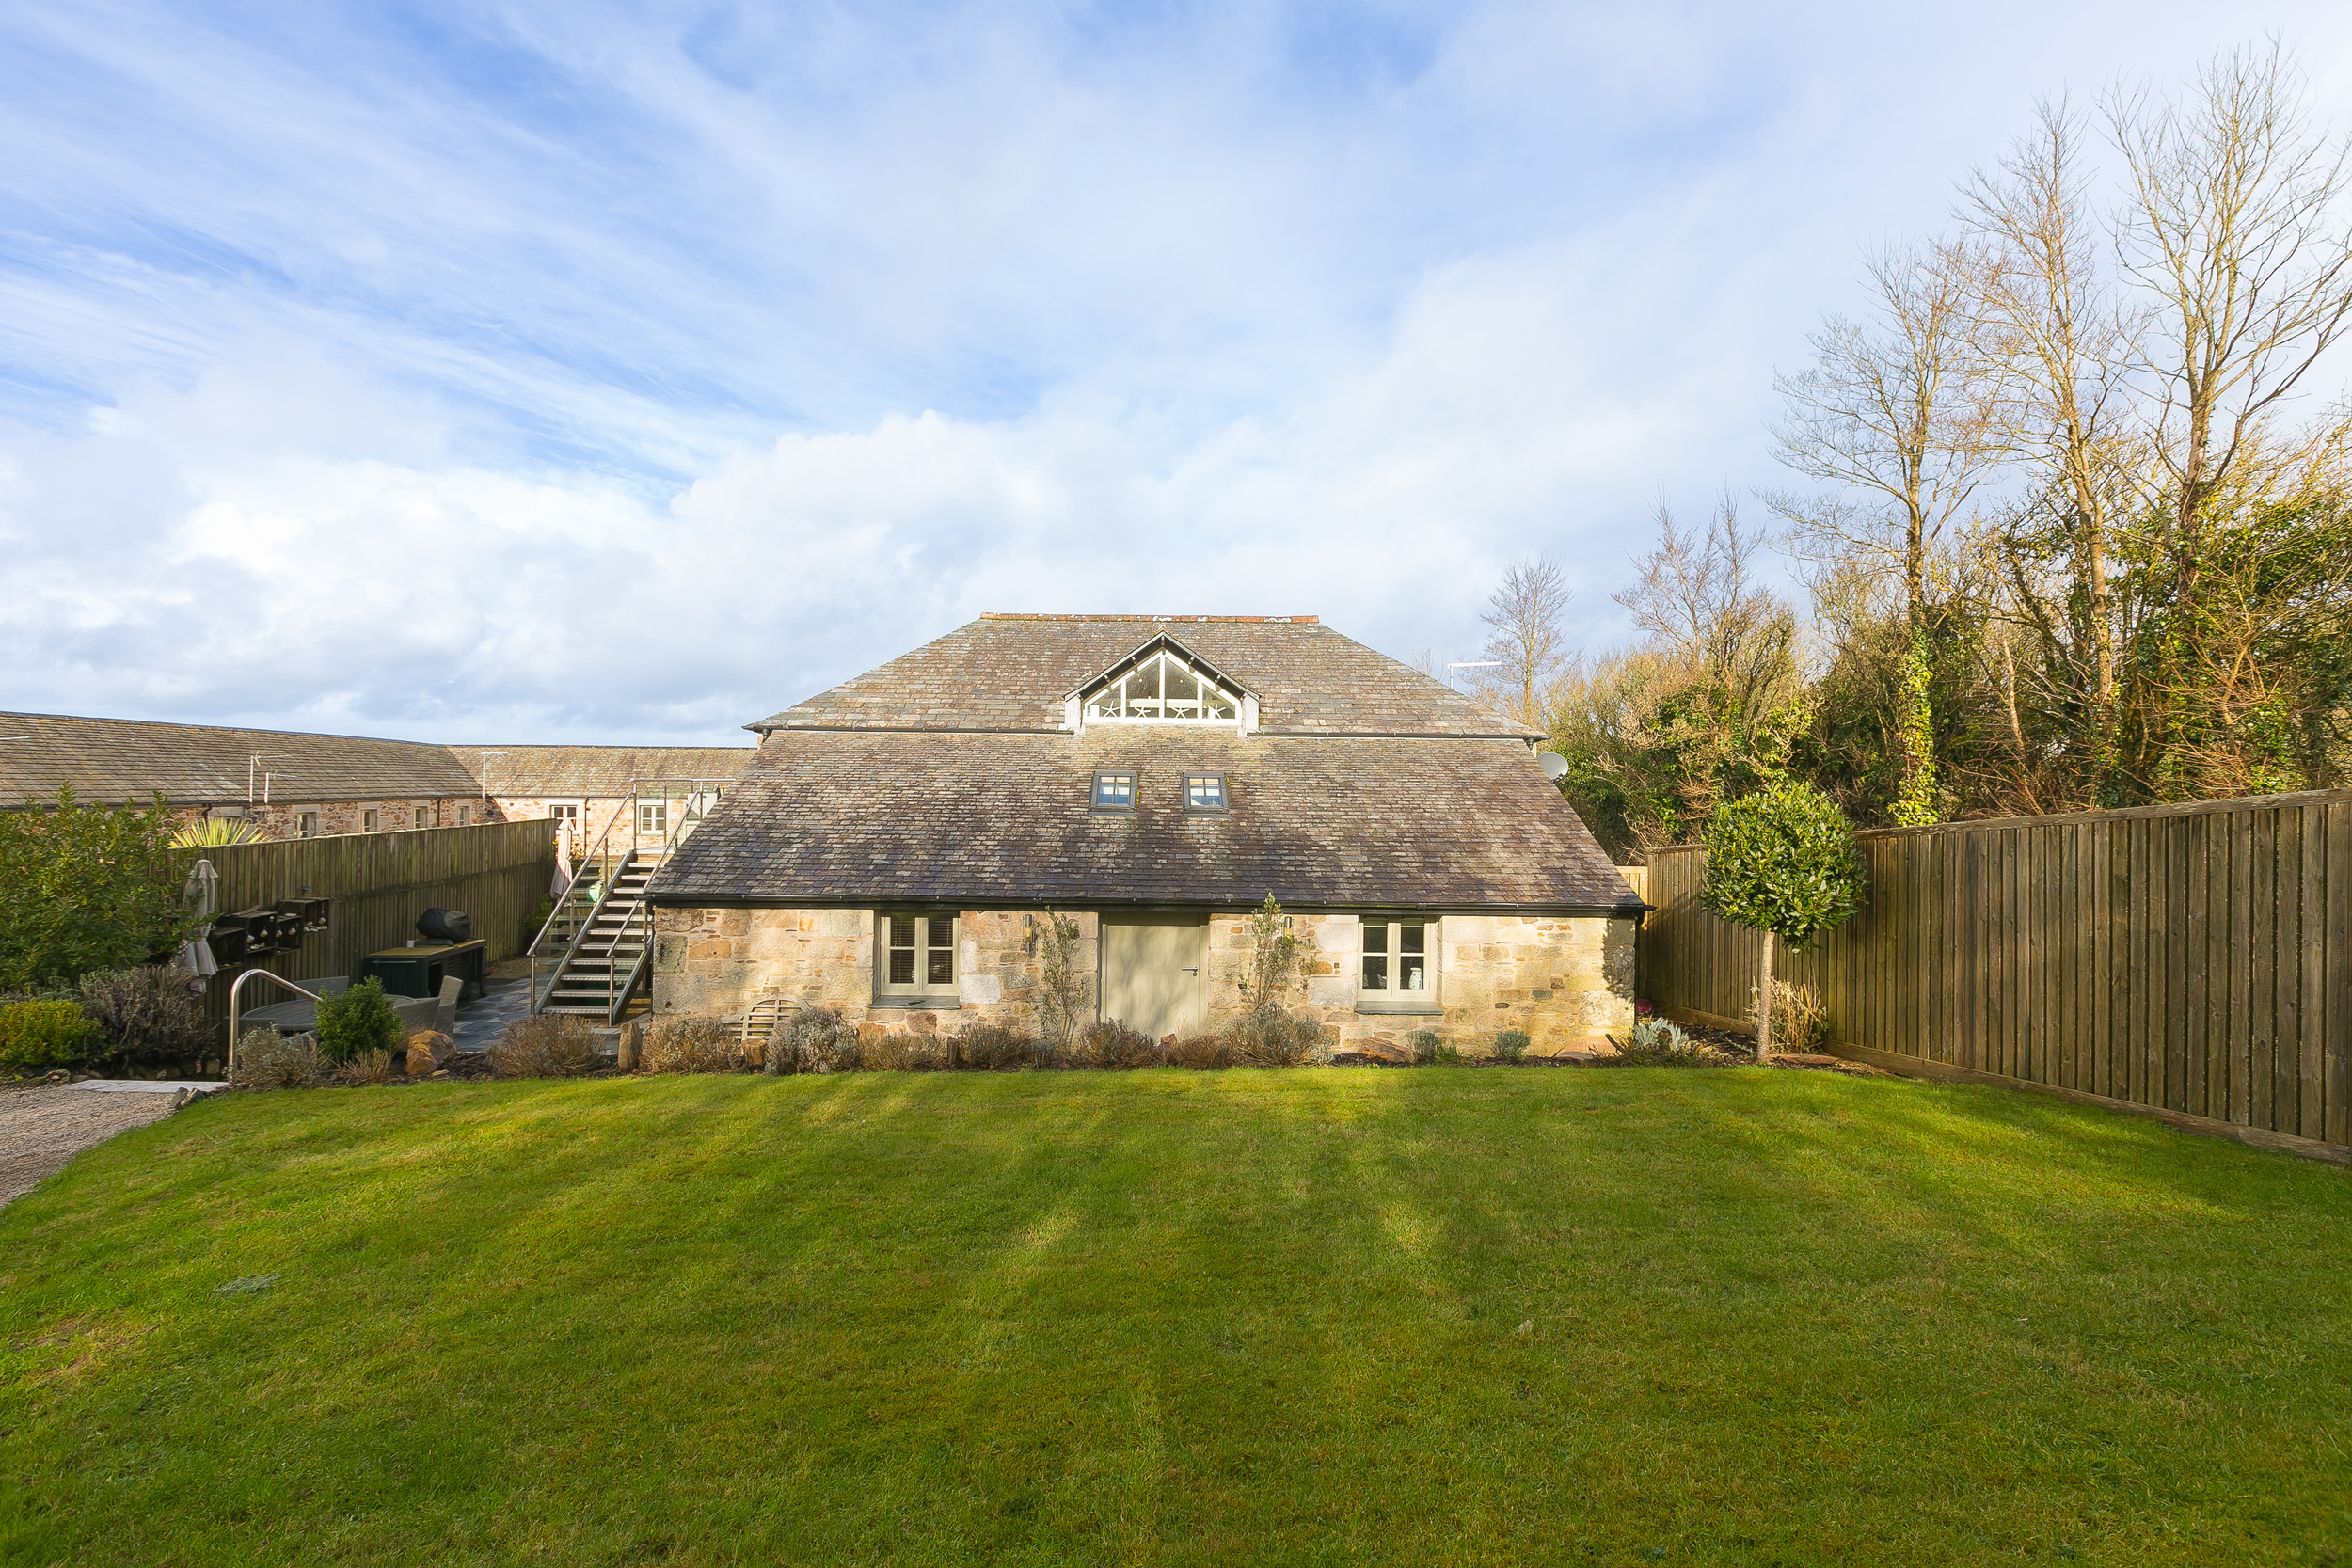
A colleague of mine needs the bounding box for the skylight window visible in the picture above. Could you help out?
[1082,649,1242,723]
[1185,774,1228,813]
[1093,771,1136,810]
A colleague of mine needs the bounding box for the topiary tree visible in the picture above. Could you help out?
[1699,780,1867,1058]
[314,978,407,1067]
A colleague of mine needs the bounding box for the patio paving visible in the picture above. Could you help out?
[450,977,534,1053]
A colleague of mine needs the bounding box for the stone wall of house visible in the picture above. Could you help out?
[1200,911,1633,1057]
[651,907,1102,1044]
[654,903,1632,1058]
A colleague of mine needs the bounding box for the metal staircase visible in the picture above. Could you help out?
[528,779,725,1024]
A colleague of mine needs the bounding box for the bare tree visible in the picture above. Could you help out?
[1962,100,2142,736]
[1770,239,2007,822]
[1475,556,1574,727]
[2110,42,2352,623]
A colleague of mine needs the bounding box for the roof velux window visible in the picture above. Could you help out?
[1093,772,1136,811]
[1184,773,1228,813]
[1082,649,1242,723]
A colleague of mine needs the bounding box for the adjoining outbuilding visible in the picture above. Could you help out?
[647,614,1642,1056]
[0,713,752,842]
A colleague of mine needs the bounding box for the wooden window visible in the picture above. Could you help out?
[1359,918,1433,1001]
[878,913,957,999]
[1092,772,1136,812]
[1184,773,1228,813]
[638,800,667,836]
[413,807,428,830]
[295,811,320,838]
[548,802,581,825]
[456,805,471,827]
[361,808,380,832]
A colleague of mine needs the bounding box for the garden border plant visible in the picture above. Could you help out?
[1698,779,1867,1058]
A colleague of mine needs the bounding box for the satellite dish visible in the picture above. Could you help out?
[1538,752,1569,783]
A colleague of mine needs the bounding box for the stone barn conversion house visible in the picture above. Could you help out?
[648,614,1643,1056]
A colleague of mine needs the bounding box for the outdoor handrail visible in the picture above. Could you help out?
[528,776,732,1016]
[226,969,326,1074]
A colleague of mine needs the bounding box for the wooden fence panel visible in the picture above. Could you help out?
[173,819,557,1050]
[1638,788,2352,1151]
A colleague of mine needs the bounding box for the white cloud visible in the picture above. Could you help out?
[7,1,2352,739]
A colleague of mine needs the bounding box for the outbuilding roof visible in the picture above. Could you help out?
[652,729,1637,912]
[0,712,483,809]
[751,614,1532,737]
[450,745,755,798]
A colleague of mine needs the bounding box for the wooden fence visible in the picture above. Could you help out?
[176,819,557,1049]
[1640,790,2352,1154]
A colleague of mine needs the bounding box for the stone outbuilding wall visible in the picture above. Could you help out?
[654,904,1633,1056]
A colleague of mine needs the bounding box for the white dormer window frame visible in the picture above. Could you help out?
[1064,638,1258,736]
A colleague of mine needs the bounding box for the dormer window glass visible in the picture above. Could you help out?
[1185,774,1228,812]
[1093,772,1136,811]
[1082,649,1242,723]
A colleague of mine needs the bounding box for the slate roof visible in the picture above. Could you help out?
[752,614,1530,737]
[653,730,1638,913]
[451,745,755,798]
[0,712,483,809]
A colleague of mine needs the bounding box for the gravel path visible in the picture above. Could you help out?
[0,1084,184,1210]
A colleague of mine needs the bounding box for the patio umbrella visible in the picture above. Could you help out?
[551,821,577,898]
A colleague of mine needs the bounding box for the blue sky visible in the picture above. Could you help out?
[5,1,2351,743]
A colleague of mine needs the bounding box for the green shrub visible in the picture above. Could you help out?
[0,788,197,992]
[314,978,406,1066]
[1226,1007,1324,1067]
[494,1013,599,1078]
[1068,1019,1160,1069]
[642,1016,744,1074]
[1407,1029,1441,1065]
[231,1028,325,1089]
[1493,1029,1530,1064]
[79,965,212,1066]
[1611,1017,1719,1067]
[766,1006,858,1074]
[0,999,101,1075]
[952,1022,1036,1069]
[1164,1033,1232,1069]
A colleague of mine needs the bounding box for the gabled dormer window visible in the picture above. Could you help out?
[1070,638,1253,732]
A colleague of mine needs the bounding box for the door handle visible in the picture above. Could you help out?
[1182,967,1199,974]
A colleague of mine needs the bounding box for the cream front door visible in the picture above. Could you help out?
[1100,915,1208,1041]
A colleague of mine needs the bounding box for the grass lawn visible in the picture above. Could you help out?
[4,1067,2350,1566]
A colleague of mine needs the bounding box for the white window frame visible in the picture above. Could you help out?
[876,911,958,1001]
[294,810,320,839]
[413,806,429,830]
[1068,642,1254,735]
[547,800,583,826]
[1358,915,1438,1012]
[637,800,668,837]
[456,805,471,827]
[360,807,380,833]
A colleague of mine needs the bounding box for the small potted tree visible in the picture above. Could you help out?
[1699,781,1867,1060]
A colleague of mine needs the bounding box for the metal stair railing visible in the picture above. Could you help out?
[531,777,730,1018]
